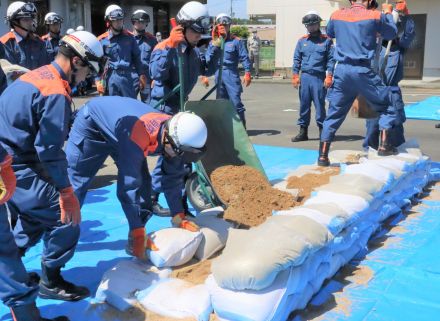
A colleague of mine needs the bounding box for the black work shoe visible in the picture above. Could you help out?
[291,127,308,142]
[10,303,69,321]
[39,266,89,301]
[152,201,171,217]
[317,141,331,167]
[377,130,398,156]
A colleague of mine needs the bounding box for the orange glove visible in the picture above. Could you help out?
[242,72,251,87]
[395,1,409,15]
[0,155,16,204]
[139,74,147,90]
[95,80,105,95]
[291,74,300,89]
[59,186,81,226]
[127,227,158,260]
[324,75,333,89]
[166,25,185,48]
[201,76,210,88]
[382,3,393,14]
[172,213,200,232]
[212,24,227,47]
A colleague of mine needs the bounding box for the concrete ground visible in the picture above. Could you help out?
[72,82,440,188]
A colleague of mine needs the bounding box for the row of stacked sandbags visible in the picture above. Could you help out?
[207,145,432,321]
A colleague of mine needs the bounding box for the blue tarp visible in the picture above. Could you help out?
[1,147,439,321]
[405,96,440,121]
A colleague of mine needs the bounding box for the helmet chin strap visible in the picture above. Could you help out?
[69,57,78,89]
[12,21,32,36]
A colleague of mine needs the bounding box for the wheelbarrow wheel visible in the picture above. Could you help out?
[185,172,215,212]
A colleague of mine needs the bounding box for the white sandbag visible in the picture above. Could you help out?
[343,162,395,186]
[148,228,203,268]
[314,183,374,202]
[361,157,412,174]
[276,206,347,235]
[206,270,290,321]
[212,215,331,291]
[286,164,335,178]
[137,279,212,321]
[304,191,370,224]
[94,260,170,311]
[328,173,385,197]
[192,215,234,261]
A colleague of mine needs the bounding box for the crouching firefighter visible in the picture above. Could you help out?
[65,96,207,260]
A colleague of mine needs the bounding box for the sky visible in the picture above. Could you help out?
[207,0,248,19]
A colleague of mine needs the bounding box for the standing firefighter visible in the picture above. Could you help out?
[149,1,222,216]
[206,13,252,128]
[318,0,399,166]
[42,12,64,62]
[0,31,104,302]
[131,9,157,103]
[0,145,69,321]
[1,1,50,70]
[96,4,145,98]
[66,97,207,259]
[248,30,261,78]
[363,0,415,150]
[291,11,335,142]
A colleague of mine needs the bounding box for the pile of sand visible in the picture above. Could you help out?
[210,165,297,227]
[171,259,213,285]
[286,167,340,203]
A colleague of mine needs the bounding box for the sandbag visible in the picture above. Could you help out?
[148,228,203,268]
[328,150,366,164]
[94,260,170,311]
[328,173,385,197]
[343,162,395,186]
[314,183,374,202]
[192,215,234,261]
[137,279,212,321]
[206,270,290,321]
[212,215,331,291]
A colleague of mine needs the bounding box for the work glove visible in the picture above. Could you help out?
[126,227,158,260]
[166,25,185,48]
[139,74,147,91]
[171,213,200,232]
[324,75,333,89]
[59,186,81,226]
[395,1,409,15]
[382,3,393,14]
[201,76,210,88]
[212,24,227,47]
[242,72,252,87]
[291,74,300,89]
[0,155,16,204]
[95,80,105,95]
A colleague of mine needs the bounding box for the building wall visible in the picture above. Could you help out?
[248,0,440,80]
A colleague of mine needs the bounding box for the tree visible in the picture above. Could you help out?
[230,25,250,39]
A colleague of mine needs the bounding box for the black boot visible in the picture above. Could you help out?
[10,302,69,321]
[435,123,440,128]
[238,112,247,129]
[39,265,90,301]
[151,192,171,217]
[377,130,397,156]
[317,141,331,167]
[291,126,308,142]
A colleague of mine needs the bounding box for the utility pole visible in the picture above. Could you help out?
[230,0,234,17]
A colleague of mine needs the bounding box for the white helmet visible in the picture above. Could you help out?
[66,28,75,35]
[105,4,124,21]
[166,112,208,162]
[215,13,232,25]
[6,1,37,21]
[176,1,211,34]
[44,12,63,24]
[59,31,104,73]
[76,25,85,31]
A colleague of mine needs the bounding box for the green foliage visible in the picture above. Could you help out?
[230,25,250,39]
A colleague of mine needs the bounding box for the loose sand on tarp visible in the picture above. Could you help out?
[210,165,297,227]
[171,259,213,285]
[286,167,340,203]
